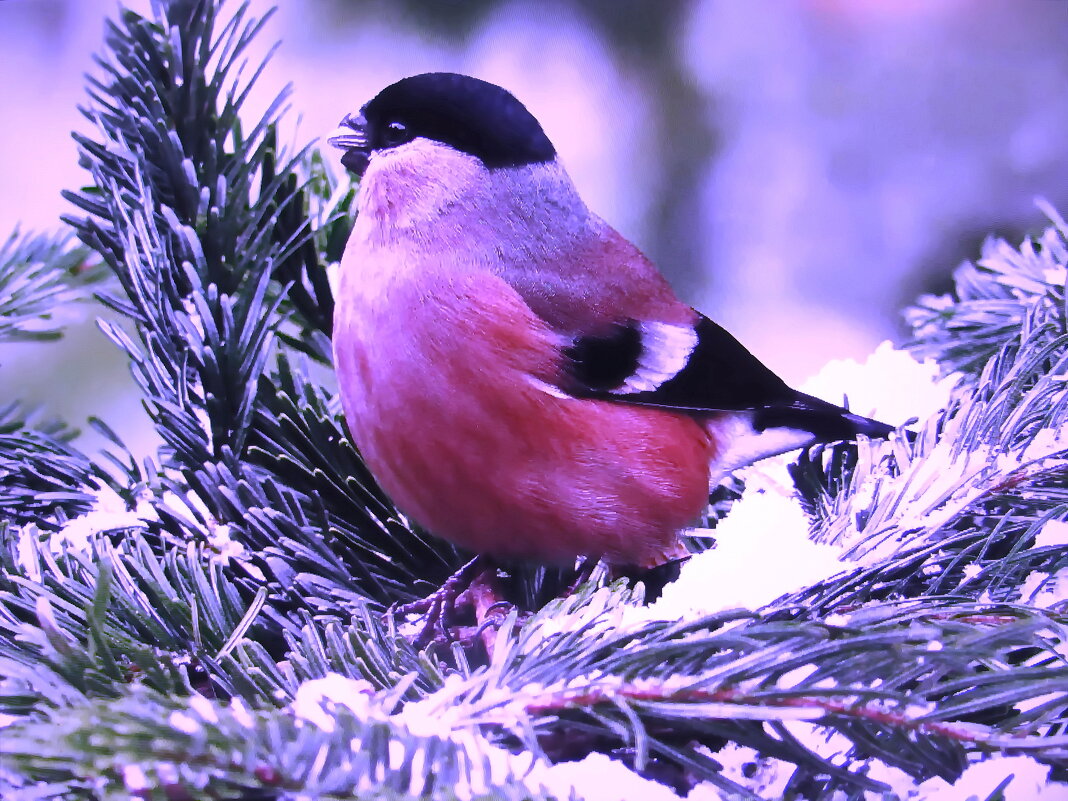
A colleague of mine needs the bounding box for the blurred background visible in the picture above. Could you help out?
[2,0,1067,457]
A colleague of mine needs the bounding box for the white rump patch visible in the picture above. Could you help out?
[614,321,699,394]
[707,413,817,486]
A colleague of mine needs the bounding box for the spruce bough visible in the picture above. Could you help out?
[0,2,1065,798]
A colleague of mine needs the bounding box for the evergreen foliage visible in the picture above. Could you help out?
[0,231,108,526]
[0,1,1065,799]
[0,230,103,344]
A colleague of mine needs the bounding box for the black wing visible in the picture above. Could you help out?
[563,313,894,442]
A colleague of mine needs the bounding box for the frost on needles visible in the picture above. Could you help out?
[0,2,1066,800]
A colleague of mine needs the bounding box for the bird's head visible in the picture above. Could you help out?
[328,73,583,234]
[329,72,556,177]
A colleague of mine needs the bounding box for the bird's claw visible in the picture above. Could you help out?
[388,557,489,650]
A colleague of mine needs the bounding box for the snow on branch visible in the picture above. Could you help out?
[0,0,1066,799]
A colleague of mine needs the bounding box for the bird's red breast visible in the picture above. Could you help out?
[332,255,714,567]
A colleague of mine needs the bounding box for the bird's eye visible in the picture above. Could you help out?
[382,120,412,147]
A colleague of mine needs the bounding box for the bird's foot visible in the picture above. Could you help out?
[392,557,520,652]
[452,570,520,659]
[392,557,484,650]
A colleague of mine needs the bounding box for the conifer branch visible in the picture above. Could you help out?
[789,214,1067,610]
[0,406,101,526]
[62,0,461,612]
[0,230,104,344]
[0,686,556,801]
[905,204,1068,382]
[1,0,1066,798]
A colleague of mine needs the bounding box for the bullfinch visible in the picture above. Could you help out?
[327,72,893,571]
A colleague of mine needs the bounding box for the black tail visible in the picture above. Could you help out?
[754,390,896,444]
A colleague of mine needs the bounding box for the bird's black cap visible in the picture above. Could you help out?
[334,73,557,172]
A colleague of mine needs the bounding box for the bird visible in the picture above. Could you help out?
[327,72,894,573]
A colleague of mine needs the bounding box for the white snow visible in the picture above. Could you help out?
[290,673,377,733]
[822,404,1068,565]
[1036,519,1068,548]
[121,764,149,792]
[706,742,793,798]
[1015,691,1066,715]
[50,484,155,555]
[168,710,202,735]
[154,486,263,574]
[1016,517,1068,608]
[699,723,925,800]
[917,755,1068,800]
[14,484,164,582]
[1018,568,1068,608]
[1044,265,1068,287]
[187,692,219,724]
[230,697,255,729]
[287,674,556,800]
[799,340,956,426]
[648,343,959,619]
[203,521,258,571]
[536,753,681,801]
[652,490,849,617]
[453,736,546,800]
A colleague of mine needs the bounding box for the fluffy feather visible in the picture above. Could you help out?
[333,255,714,566]
[330,73,896,568]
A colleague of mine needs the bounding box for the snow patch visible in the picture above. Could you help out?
[536,752,680,801]
[647,342,956,618]
[1044,265,1068,287]
[291,673,376,732]
[653,490,851,617]
[917,755,1067,800]
[229,697,255,729]
[187,692,219,724]
[121,764,149,792]
[1018,568,1068,609]
[707,742,792,798]
[288,673,553,799]
[1035,519,1068,548]
[1015,691,1066,715]
[831,418,1068,564]
[168,710,201,735]
[800,340,956,426]
[52,484,155,554]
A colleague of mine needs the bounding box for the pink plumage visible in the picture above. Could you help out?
[328,73,894,571]
[333,259,715,567]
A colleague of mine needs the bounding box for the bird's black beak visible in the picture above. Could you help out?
[327,113,371,177]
